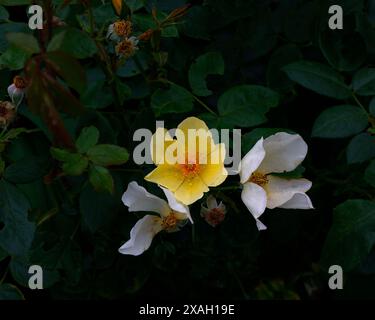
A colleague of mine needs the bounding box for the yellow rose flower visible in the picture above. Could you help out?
[145,117,228,205]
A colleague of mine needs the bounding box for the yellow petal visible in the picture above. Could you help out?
[177,117,209,136]
[174,176,209,205]
[151,128,176,165]
[199,164,228,187]
[144,164,184,192]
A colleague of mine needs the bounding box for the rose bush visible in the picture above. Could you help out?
[0,0,374,300]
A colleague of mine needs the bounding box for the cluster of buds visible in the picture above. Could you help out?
[107,18,139,59]
[0,101,16,128]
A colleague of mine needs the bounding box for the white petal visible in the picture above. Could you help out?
[256,219,267,231]
[265,176,312,209]
[160,186,192,223]
[257,133,308,174]
[241,182,267,219]
[122,181,170,216]
[118,215,163,256]
[279,193,314,209]
[7,84,16,97]
[239,138,266,184]
[207,195,218,210]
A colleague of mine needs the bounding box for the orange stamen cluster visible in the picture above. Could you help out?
[13,76,27,89]
[114,20,132,38]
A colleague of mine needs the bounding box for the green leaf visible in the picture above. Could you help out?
[0,284,24,300]
[76,126,99,154]
[266,44,302,92]
[50,147,77,162]
[4,156,49,184]
[312,105,368,138]
[81,79,113,109]
[6,32,39,55]
[188,52,224,97]
[365,160,375,188]
[0,45,28,70]
[352,68,375,96]
[319,28,367,72]
[47,28,97,59]
[133,13,178,37]
[62,154,89,176]
[217,85,279,128]
[370,97,375,116]
[0,22,29,53]
[88,165,114,194]
[46,51,87,94]
[79,184,118,233]
[0,246,8,262]
[1,0,30,4]
[87,144,129,166]
[283,60,351,99]
[320,200,375,271]
[115,78,132,105]
[151,84,193,116]
[0,180,35,257]
[347,133,375,164]
[0,6,9,21]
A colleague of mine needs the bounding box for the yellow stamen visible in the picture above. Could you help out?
[249,172,269,187]
[161,212,178,231]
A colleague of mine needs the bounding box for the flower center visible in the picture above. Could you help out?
[249,172,269,187]
[13,76,26,89]
[115,38,137,58]
[180,163,200,177]
[113,20,132,37]
[161,212,178,231]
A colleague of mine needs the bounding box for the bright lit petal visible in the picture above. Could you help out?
[199,163,228,187]
[265,176,312,209]
[177,116,210,137]
[241,182,267,219]
[279,192,314,209]
[174,176,209,205]
[239,138,266,183]
[122,181,170,216]
[118,215,163,256]
[257,133,308,174]
[160,186,192,223]
[145,164,185,192]
[151,128,175,165]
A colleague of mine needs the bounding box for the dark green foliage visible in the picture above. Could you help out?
[0,0,374,301]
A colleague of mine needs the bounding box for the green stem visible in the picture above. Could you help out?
[160,79,217,116]
[192,95,217,116]
[352,93,369,116]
